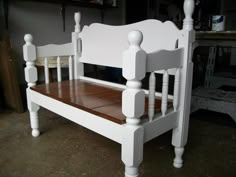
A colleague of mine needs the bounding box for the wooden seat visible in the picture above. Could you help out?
[32,79,170,124]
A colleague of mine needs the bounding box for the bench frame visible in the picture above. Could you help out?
[23,1,195,176]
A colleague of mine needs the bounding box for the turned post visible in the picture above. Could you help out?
[23,34,37,88]
[122,30,146,126]
[183,0,194,31]
[122,30,146,177]
[172,0,194,168]
[23,34,40,137]
[72,12,84,79]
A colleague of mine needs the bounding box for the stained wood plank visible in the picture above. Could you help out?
[0,34,24,113]
[31,79,171,124]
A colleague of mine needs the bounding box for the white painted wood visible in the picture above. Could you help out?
[146,48,184,72]
[24,35,40,137]
[161,70,169,116]
[172,29,195,154]
[57,56,61,82]
[23,1,196,174]
[148,72,156,121]
[79,20,181,68]
[173,147,184,168]
[36,43,74,57]
[123,31,146,81]
[155,69,176,75]
[26,88,40,137]
[30,111,40,137]
[122,31,146,125]
[44,57,49,84]
[23,34,37,87]
[73,12,84,79]
[74,12,81,33]
[121,31,147,176]
[25,62,38,87]
[143,111,177,142]
[183,0,194,31]
[23,34,36,62]
[121,126,144,177]
[69,56,73,80]
[173,68,181,111]
[30,89,123,143]
[172,60,194,148]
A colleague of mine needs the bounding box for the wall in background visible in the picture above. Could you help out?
[8,0,125,85]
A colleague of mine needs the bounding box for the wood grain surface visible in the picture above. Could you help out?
[31,79,171,124]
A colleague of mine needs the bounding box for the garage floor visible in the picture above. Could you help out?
[0,108,235,177]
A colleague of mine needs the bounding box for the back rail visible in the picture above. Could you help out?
[146,48,184,72]
[36,43,74,58]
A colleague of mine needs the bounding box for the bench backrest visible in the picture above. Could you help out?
[79,20,181,68]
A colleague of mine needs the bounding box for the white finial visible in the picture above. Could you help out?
[24,34,33,44]
[183,0,194,31]
[128,30,143,47]
[74,12,81,33]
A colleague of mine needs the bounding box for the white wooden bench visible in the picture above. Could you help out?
[23,0,195,176]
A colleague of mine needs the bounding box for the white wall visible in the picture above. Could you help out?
[8,0,124,84]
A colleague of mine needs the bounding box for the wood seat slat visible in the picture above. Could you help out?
[31,79,171,124]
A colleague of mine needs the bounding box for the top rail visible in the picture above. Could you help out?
[146,48,184,72]
[36,43,74,58]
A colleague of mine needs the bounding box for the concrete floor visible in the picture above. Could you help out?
[0,108,235,177]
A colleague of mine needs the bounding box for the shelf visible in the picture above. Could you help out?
[4,0,118,31]
[11,0,117,9]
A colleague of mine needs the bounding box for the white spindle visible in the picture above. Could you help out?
[69,56,73,80]
[173,68,180,111]
[148,72,156,121]
[161,70,169,116]
[44,57,49,84]
[57,56,61,82]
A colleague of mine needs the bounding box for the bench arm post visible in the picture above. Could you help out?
[23,34,37,87]
[121,30,147,177]
[122,30,146,125]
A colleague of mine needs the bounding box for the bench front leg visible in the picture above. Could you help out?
[24,34,40,137]
[122,126,144,177]
[122,30,146,177]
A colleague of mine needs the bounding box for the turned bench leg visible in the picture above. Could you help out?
[27,88,40,137]
[30,110,40,137]
[171,113,189,168]
[122,126,144,177]
[173,147,184,168]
